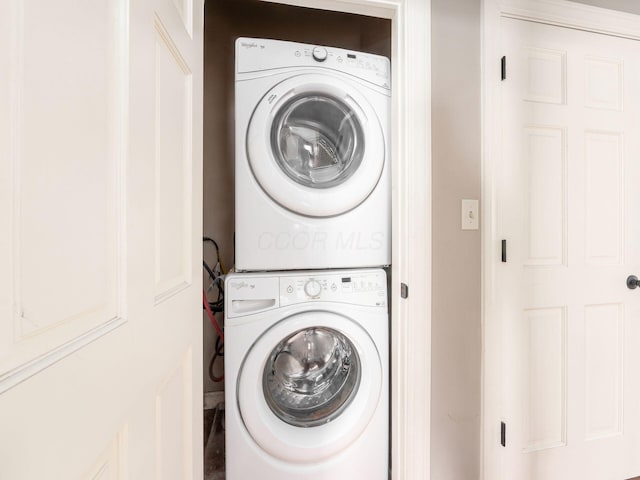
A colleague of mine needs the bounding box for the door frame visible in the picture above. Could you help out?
[481,0,640,478]
[262,1,431,479]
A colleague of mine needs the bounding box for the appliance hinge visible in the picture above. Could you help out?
[501,239,507,263]
[501,421,506,447]
[501,56,507,81]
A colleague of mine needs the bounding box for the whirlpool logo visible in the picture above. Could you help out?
[229,281,255,290]
[240,41,259,49]
[257,231,384,251]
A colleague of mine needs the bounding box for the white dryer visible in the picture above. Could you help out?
[235,38,391,271]
[224,269,389,480]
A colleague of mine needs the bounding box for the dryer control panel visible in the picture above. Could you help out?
[236,37,390,91]
[279,270,387,308]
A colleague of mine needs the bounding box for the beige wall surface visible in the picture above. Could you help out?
[431,0,481,479]
[570,0,640,14]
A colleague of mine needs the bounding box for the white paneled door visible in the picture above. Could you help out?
[496,16,640,480]
[0,0,203,478]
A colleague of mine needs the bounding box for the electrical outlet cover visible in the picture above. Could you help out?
[461,199,479,230]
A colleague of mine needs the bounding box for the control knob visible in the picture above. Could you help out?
[304,279,322,297]
[312,47,328,62]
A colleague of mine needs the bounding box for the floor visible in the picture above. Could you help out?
[200,398,640,480]
[204,402,225,480]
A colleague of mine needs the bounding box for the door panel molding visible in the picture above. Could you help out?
[584,302,623,441]
[0,0,129,392]
[83,423,129,480]
[0,316,127,394]
[155,347,193,480]
[153,13,193,305]
[171,0,194,39]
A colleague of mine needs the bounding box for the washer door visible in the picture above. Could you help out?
[237,311,383,464]
[246,74,385,218]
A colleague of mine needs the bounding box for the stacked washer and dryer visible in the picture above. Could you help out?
[225,37,391,479]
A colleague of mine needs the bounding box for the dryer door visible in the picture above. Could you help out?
[236,310,383,464]
[246,73,386,218]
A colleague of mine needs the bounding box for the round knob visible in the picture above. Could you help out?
[312,47,328,62]
[304,279,322,297]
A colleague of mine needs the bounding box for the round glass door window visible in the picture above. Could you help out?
[271,94,365,188]
[263,327,361,427]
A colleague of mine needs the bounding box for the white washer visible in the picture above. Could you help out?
[224,269,389,480]
[235,38,391,271]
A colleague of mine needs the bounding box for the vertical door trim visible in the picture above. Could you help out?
[481,1,640,478]
[261,1,432,479]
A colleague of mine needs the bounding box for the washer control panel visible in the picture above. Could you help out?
[236,37,390,91]
[280,270,387,307]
